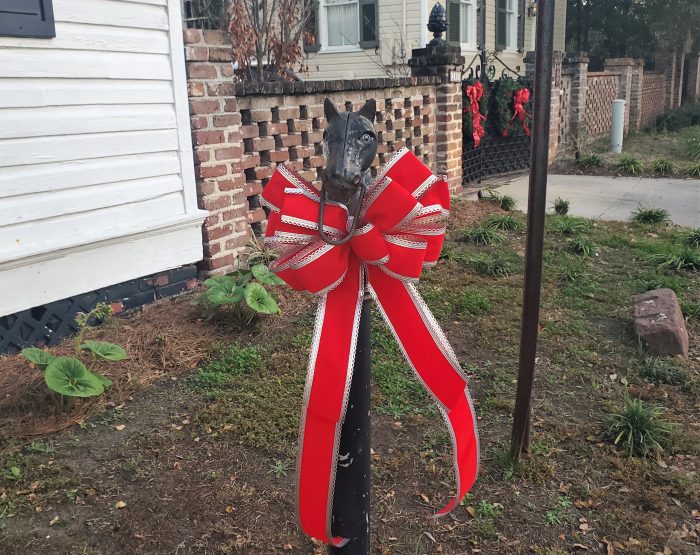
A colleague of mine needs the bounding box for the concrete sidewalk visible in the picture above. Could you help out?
[487,174,699,228]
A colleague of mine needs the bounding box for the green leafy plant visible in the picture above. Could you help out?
[544,496,572,525]
[602,398,673,458]
[617,155,644,175]
[550,216,590,236]
[458,226,506,246]
[553,197,570,215]
[576,153,604,169]
[268,458,291,478]
[566,235,595,256]
[499,194,516,211]
[195,262,283,326]
[20,303,124,411]
[650,247,700,272]
[651,159,676,175]
[684,228,700,248]
[630,206,671,225]
[484,214,521,231]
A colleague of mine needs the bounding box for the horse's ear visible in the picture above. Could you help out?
[324,98,340,123]
[358,98,376,123]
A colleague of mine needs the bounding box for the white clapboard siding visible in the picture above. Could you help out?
[0,174,183,226]
[0,152,181,198]
[0,0,206,318]
[0,104,177,139]
[0,79,175,108]
[0,194,186,262]
[0,22,170,54]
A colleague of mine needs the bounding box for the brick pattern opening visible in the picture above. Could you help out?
[584,73,621,139]
[641,72,666,127]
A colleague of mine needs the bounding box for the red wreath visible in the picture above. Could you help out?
[502,87,531,137]
[464,81,487,146]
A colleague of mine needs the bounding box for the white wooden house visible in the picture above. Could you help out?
[0,1,206,325]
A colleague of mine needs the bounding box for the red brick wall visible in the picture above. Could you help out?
[641,72,666,127]
[584,72,621,139]
[184,29,461,275]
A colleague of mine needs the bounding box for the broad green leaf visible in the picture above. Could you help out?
[237,271,253,286]
[21,347,55,371]
[205,275,244,306]
[80,340,127,361]
[44,357,104,398]
[92,372,113,388]
[251,264,284,285]
[10,466,20,477]
[243,283,280,314]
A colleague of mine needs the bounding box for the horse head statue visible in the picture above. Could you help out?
[318,98,377,245]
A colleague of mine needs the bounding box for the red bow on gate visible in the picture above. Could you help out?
[261,148,479,547]
[465,82,486,147]
[503,87,531,137]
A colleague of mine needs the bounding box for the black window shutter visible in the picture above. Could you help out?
[0,0,55,38]
[476,0,484,49]
[303,0,320,53]
[495,0,507,50]
[517,0,525,51]
[359,0,378,49]
[446,0,461,44]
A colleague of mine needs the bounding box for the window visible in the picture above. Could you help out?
[0,0,55,38]
[447,0,477,49]
[496,0,518,51]
[316,0,377,51]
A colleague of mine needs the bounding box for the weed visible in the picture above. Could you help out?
[684,228,700,248]
[688,161,700,177]
[500,195,516,211]
[637,271,686,294]
[651,159,676,175]
[26,440,55,454]
[576,153,604,169]
[637,357,688,387]
[603,398,673,458]
[480,189,516,211]
[550,216,591,236]
[650,247,700,272]
[553,197,570,215]
[458,227,506,246]
[476,500,503,519]
[467,252,520,278]
[556,259,587,283]
[681,300,700,319]
[456,288,491,316]
[484,214,521,231]
[630,206,671,226]
[686,130,700,160]
[544,496,572,525]
[566,235,595,256]
[268,459,291,478]
[188,344,263,397]
[617,155,644,175]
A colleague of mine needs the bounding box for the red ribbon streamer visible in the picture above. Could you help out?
[503,87,531,137]
[261,149,479,547]
[465,82,486,147]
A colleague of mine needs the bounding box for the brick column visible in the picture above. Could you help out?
[627,59,645,131]
[548,51,564,164]
[605,58,635,132]
[655,52,678,109]
[184,29,249,276]
[409,42,465,194]
[684,53,700,102]
[562,54,589,153]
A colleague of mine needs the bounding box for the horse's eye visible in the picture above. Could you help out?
[361,132,374,143]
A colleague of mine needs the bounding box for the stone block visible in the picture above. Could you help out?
[633,288,689,357]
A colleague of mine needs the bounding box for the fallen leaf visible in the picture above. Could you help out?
[609,373,617,381]
[225,505,234,513]
[573,544,588,551]
[283,543,293,551]
[133,532,145,539]
[671,498,681,507]
[115,500,127,509]
[49,516,59,526]
[423,531,436,543]
[466,506,476,517]
[114,425,126,431]
[419,493,430,504]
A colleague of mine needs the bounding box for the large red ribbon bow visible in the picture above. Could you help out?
[261,148,479,547]
[465,82,486,147]
[504,87,531,137]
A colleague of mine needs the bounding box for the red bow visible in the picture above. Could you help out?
[466,82,486,147]
[503,87,531,137]
[261,148,479,547]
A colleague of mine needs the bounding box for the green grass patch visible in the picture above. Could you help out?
[484,214,522,231]
[637,357,690,387]
[458,226,506,246]
[187,344,263,397]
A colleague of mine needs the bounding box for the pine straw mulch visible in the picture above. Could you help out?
[0,287,311,445]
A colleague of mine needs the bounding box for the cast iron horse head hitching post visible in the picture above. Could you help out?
[261,98,479,553]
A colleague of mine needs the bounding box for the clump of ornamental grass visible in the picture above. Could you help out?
[576,153,604,169]
[458,226,506,246]
[566,234,595,257]
[602,398,673,458]
[617,155,644,175]
[651,159,676,175]
[484,214,521,231]
[650,247,700,273]
[630,206,671,226]
[553,197,570,215]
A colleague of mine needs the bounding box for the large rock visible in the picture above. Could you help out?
[633,288,689,357]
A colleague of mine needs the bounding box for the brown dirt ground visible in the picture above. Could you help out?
[1,199,699,554]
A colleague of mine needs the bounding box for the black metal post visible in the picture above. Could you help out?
[328,295,371,554]
[510,0,555,459]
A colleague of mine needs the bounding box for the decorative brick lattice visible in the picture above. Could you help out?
[558,74,572,148]
[641,72,666,127]
[184,29,450,275]
[584,72,621,138]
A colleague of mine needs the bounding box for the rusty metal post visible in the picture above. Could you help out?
[510,0,555,459]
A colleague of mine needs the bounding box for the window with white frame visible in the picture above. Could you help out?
[496,0,518,51]
[322,0,360,49]
[447,0,477,49]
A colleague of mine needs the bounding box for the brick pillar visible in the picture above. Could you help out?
[626,59,645,132]
[562,53,589,153]
[684,53,700,102]
[184,29,249,276]
[605,58,635,132]
[548,51,564,164]
[655,52,678,109]
[409,42,465,194]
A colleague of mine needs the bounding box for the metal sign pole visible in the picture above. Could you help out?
[510,0,555,459]
[328,293,372,554]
